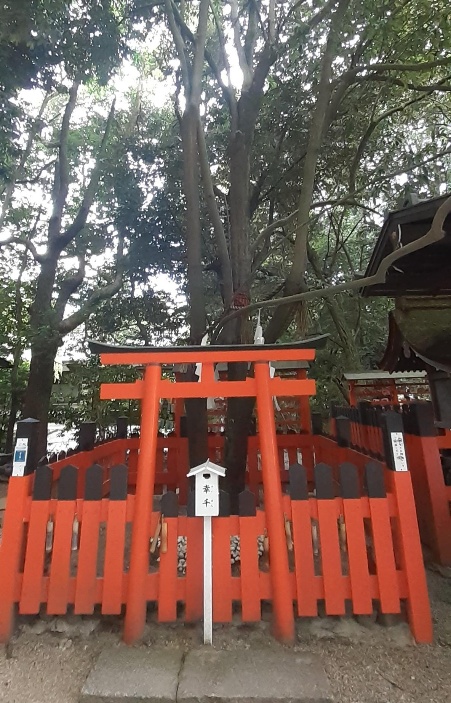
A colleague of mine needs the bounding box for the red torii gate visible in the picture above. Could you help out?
[92,341,316,644]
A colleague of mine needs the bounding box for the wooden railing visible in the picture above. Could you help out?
[329,402,451,566]
[0,457,432,643]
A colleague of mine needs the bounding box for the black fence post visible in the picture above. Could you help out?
[330,402,338,419]
[403,401,436,437]
[78,421,96,452]
[311,412,323,435]
[116,416,128,439]
[335,416,351,448]
[13,418,40,476]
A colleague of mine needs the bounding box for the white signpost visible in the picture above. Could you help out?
[12,437,29,477]
[187,459,226,645]
[390,431,408,472]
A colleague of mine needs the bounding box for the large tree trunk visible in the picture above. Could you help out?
[223,99,257,509]
[181,105,207,345]
[22,258,60,460]
[180,105,209,467]
[224,377,255,513]
[5,256,27,453]
[22,341,59,461]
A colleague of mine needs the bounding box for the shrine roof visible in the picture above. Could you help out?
[88,335,329,366]
[343,370,427,381]
[362,193,451,297]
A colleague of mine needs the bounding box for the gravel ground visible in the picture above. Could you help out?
[0,567,450,703]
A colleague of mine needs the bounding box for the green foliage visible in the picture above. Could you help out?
[88,282,186,346]
[49,356,142,431]
[0,360,29,446]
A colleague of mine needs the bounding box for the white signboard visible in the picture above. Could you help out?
[390,432,408,472]
[187,459,226,644]
[12,437,28,477]
[195,471,219,517]
[187,459,225,518]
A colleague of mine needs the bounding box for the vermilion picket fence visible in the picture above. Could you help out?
[0,457,432,643]
[328,403,451,566]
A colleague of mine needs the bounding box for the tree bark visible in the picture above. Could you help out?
[265,0,351,343]
[182,108,208,343]
[223,87,265,507]
[5,254,28,452]
[22,340,60,461]
[224,372,255,513]
[22,258,60,459]
[180,106,208,467]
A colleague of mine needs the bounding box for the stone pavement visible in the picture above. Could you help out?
[80,646,333,703]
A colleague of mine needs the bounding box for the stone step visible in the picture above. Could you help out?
[80,646,183,703]
[80,646,332,703]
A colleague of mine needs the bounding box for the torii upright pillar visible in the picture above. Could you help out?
[255,361,295,643]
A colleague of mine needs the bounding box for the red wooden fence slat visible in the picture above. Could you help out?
[19,501,49,614]
[317,500,346,615]
[158,517,179,622]
[102,501,127,614]
[0,477,33,642]
[185,517,203,622]
[342,499,373,614]
[368,497,400,613]
[47,501,76,614]
[74,501,102,614]
[213,517,233,622]
[291,501,317,616]
[239,517,261,621]
[387,472,433,643]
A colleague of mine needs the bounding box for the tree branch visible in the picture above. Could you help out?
[0,207,45,263]
[15,159,58,185]
[58,234,125,334]
[130,280,150,345]
[278,1,306,32]
[212,194,451,337]
[259,149,307,205]
[0,235,45,264]
[50,82,79,236]
[312,147,451,213]
[353,73,451,92]
[251,209,298,256]
[268,0,276,43]
[288,0,350,285]
[54,257,86,320]
[244,0,259,64]
[190,0,210,105]
[341,56,451,82]
[209,0,238,126]
[165,0,191,93]
[252,145,451,286]
[349,91,432,193]
[56,98,116,251]
[307,0,339,30]
[197,120,233,306]
[0,91,52,231]
[230,0,253,89]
